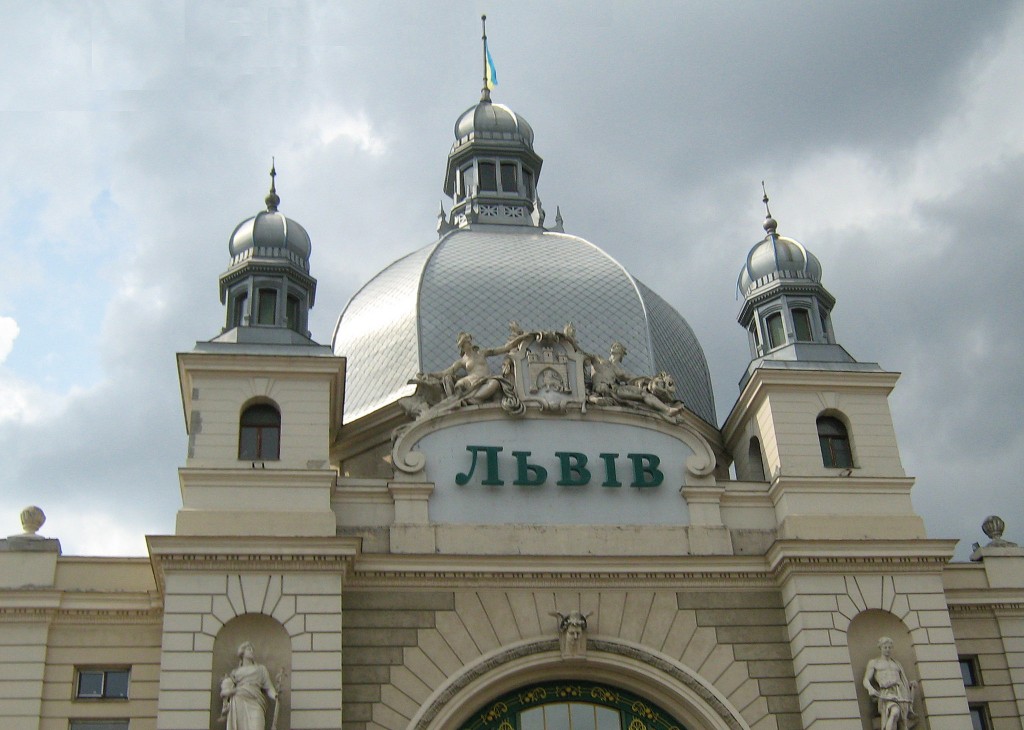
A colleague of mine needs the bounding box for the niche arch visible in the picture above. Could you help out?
[210,613,291,730]
[847,610,925,730]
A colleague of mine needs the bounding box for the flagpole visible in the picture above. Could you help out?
[481,14,490,101]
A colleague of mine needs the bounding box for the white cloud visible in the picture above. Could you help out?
[303,107,388,156]
[0,316,18,364]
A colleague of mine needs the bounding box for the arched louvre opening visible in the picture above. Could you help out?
[459,681,689,730]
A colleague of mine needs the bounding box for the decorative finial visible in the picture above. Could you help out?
[982,515,1017,547]
[20,506,45,536]
[265,158,280,212]
[761,181,778,236]
[480,15,494,102]
[553,206,564,233]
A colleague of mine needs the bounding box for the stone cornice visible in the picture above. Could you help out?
[767,475,915,503]
[147,535,362,593]
[767,538,957,578]
[944,588,1024,614]
[0,589,162,624]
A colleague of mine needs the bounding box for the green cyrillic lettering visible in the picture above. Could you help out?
[456,445,504,486]
[599,452,621,487]
[555,451,590,486]
[628,453,663,487]
[512,451,547,486]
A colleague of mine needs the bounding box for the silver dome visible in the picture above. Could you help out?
[454,101,535,147]
[737,232,821,296]
[228,210,312,270]
[332,227,716,425]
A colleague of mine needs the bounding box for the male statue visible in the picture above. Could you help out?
[862,636,917,730]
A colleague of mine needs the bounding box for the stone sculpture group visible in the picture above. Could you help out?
[403,323,684,423]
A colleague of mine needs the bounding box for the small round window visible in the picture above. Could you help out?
[460,681,688,730]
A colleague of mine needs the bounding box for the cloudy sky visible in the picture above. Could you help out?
[0,1,1020,560]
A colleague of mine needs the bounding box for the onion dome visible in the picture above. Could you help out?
[737,207,821,297]
[227,169,312,271]
[454,101,535,148]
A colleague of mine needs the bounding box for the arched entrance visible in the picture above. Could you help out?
[459,679,689,730]
[411,639,749,730]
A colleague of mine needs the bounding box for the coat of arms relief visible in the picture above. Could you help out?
[401,322,685,423]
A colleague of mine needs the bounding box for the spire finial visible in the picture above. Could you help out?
[265,157,280,212]
[481,15,493,102]
[761,180,777,236]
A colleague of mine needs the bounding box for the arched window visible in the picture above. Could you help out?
[792,308,813,342]
[766,312,786,349]
[459,680,688,730]
[817,415,852,468]
[239,403,280,460]
[748,436,766,480]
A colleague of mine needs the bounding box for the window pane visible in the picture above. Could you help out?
[257,289,277,325]
[462,165,476,194]
[961,657,981,686]
[524,169,534,198]
[242,404,280,427]
[77,671,104,698]
[595,707,621,730]
[544,703,570,730]
[793,308,813,342]
[479,162,497,191]
[970,706,988,730]
[521,708,545,730]
[287,295,300,332]
[260,427,280,460]
[501,163,518,193]
[104,670,129,699]
[767,313,785,348]
[233,293,247,327]
[239,427,259,459]
[570,703,598,730]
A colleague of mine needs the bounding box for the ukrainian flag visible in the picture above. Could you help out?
[485,40,498,89]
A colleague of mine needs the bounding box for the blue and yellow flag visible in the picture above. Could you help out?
[485,40,498,90]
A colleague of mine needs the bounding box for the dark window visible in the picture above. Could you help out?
[748,437,766,481]
[232,292,247,327]
[766,312,786,349]
[76,669,130,699]
[478,161,497,191]
[960,656,981,686]
[817,416,853,468]
[792,308,813,342]
[524,168,534,198]
[970,704,991,730]
[286,295,301,333]
[239,404,281,460]
[70,722,129,730]
[819,306,830,341]
[256,289,277,325]
[500,162,518,193]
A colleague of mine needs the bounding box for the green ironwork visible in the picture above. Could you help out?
[460,680,688,730]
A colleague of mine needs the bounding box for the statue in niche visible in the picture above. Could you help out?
[585,342,684,421]
[551,610,592,658]
[862,636,917,730]
[219,641,279,730]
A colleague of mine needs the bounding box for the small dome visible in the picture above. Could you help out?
[228,209,312,268]
[737,232,822,296]
[454,100,535,147]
